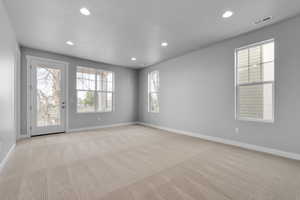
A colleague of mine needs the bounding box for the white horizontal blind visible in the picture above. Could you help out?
[148,71,159,113]
[236,40,274,122]
[76,66,114,113]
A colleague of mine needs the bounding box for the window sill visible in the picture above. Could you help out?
[76,111,114,114]
[237,117,274,124]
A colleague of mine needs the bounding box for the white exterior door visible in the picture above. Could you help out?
[28,57,67,136]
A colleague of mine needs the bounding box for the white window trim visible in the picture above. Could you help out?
[76,66,115,113]
[148,70,159,113]
[234,39,275,123]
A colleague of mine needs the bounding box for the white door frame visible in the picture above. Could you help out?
[14,45,21,139]
[26,56,69,136]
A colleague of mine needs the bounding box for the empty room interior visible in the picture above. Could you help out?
[1,0,300,199]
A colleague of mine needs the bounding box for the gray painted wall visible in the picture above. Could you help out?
[138,16,300,155]
[20,47,138,135]
[0,0,18,163]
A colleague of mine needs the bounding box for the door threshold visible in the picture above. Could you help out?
[31,131,66,137]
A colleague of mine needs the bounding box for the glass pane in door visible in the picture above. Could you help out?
[36,66,61,127]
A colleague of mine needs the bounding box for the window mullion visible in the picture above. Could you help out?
[94,72,98,112]
[149,92,152,112]
[260,45,263,82]
[248,48,250,83]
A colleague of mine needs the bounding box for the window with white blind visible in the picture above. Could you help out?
[76,66,114,113]
[148,71,159,113]
[235,39,274,122]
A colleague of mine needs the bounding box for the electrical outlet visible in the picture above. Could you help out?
[235,128,239,134]
[97,117,101,121]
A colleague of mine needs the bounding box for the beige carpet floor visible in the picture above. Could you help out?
[1,125,300,200]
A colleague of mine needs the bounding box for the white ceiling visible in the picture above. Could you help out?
[4,0,300,68]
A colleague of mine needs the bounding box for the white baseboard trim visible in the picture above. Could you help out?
[0,143,16,173]
[138,122,300,161]
[17,134,30,141]
[16,122,139,139]
[67,122,139,133]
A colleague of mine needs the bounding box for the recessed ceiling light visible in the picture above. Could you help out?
[161,42,168,47]
[80,7,91,16]
[222,10,234,18]
[66,41,74,46]
[131,57,137,61]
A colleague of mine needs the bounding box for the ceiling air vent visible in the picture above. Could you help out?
[254,16,273,25]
